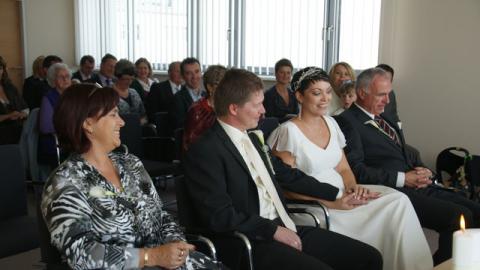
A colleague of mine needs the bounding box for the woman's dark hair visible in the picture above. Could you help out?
[291,67,328,93]
[114,59,135,78]
[54,84,119,154]
[0,56,11,85]
[295,67,330,94]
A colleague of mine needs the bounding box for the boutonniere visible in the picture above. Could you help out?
[364,119,390,138]
[89,186,137,211]
[249,130,276,175]
[89,186,117,198]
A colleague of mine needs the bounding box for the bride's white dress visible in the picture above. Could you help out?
[267,116,433,270]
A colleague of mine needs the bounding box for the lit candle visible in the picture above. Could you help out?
[452,215,480,270]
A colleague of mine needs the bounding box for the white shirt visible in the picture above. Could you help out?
[354,103,405,187]
[218,120,279,221]
[169,80,182,95]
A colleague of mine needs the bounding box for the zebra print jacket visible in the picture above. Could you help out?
[41,151,207,269]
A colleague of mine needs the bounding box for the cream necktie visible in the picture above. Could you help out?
[241,135,297,232]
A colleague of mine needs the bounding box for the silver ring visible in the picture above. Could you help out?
[180,250,184,257]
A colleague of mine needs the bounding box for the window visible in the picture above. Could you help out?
[75,0,381,74]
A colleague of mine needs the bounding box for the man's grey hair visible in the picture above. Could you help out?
[355,67,389,94]
[47,63,70,87]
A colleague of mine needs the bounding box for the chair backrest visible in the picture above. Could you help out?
[175,175,203,228]
[0,144,28,219]
[154,111,172,137]
[256,117,279,141]
[119,113,144,158]
[19,108,41,181]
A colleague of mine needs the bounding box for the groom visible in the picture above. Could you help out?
[183,68,382,270]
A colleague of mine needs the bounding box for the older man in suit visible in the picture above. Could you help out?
[184,68,382,270]
[336,67,480,265]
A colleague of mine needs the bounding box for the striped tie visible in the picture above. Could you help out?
[374,115,400,145]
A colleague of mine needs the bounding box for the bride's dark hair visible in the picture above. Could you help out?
[294,67,330,94]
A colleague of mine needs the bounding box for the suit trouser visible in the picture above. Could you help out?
[398,186,478,265]
[214,226,382,270]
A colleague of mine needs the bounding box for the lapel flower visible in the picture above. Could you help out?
[89,186,117,198]
[364,119,390,138]
[249,130,276,175]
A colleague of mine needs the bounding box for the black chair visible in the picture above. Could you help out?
[0,144,39,258]
[119,113,179,178]
[37,202,70,270]
[153,111,173,137]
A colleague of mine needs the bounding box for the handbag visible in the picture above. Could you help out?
[436,147,480,201]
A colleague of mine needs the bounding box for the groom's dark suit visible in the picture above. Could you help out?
[336,104,480,264]
[184,121,382,270]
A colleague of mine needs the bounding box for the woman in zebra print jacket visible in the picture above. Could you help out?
[41,84,222,270]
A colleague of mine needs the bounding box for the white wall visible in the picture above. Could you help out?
[23,0,75,76]
[379,0,480,167]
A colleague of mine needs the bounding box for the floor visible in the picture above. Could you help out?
[0,180,439,270]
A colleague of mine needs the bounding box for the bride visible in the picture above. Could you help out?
[267,68,433,270]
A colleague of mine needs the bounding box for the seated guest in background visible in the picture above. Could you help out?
[268,68,432,270]
[332,80,356,115]
[38,63,72,172]
[328,62,356,115]
[89,53,117,87]
[0,56,29,145]
[22,55,46,109]
[113,59,147,124]
[72,55,98,83]
[130,57,158,101]
[336,67,480,265]
[376,63,401,127]
[41,83,223,270]
[263,58,298,122]
[23,55,63,109]
[173,57,204,129]
[183,65,226,152]
[146,61,182,123]
[184,68,382,270]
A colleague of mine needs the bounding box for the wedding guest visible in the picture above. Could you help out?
[332,80,356,115]
[89,53,117,87]
[183,65,226,152]
[130,57,158,101]
[328,62,356,115]
[0,56,29,144]
[268,68,432,270]
[72,55,98,83]
[22,55,45,109]
[263,58,298,122]
[38,63,71,170]
[113,59,147,124]
[41,83,224,270]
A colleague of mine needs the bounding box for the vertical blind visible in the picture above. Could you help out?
[75,0,381,74]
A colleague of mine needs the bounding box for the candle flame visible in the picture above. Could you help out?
[460,214,466,232]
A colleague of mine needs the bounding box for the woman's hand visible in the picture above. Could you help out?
[146,241,195,269]
[323,192,367,210]
[345,184,380,201]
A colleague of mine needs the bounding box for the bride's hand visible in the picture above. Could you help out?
[346,185,380,200]
[328,193,367,210]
